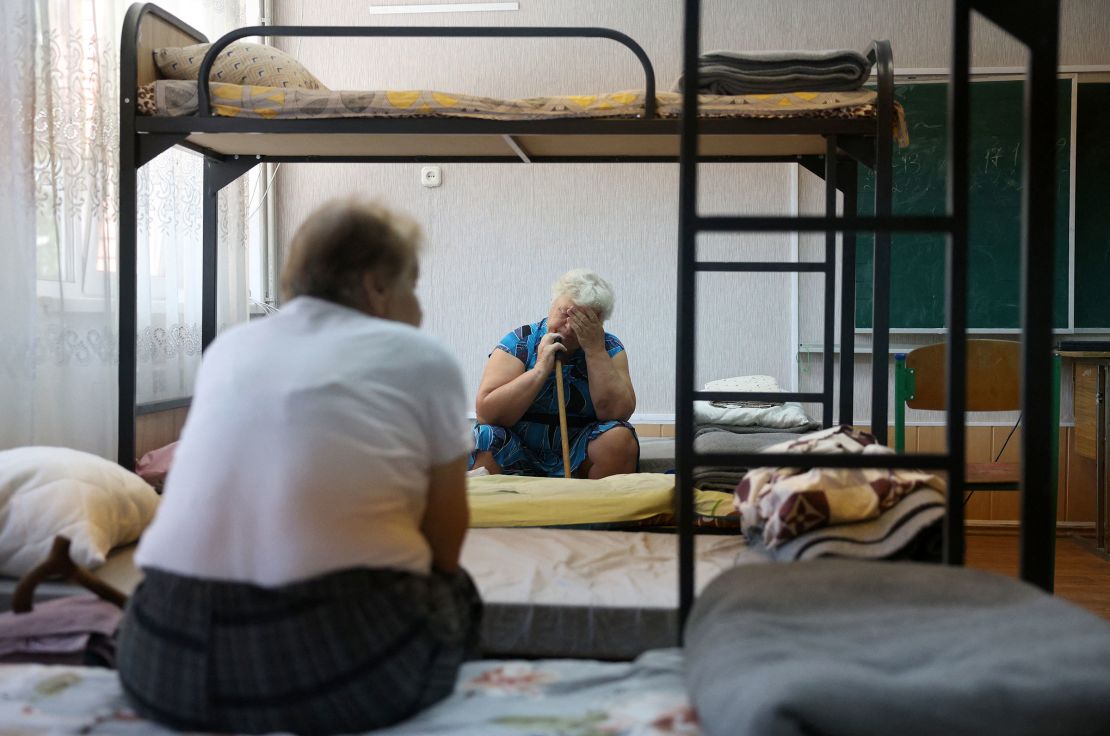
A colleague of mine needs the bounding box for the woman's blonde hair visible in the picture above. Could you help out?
[551,269,615,322]
[280,198,421,310]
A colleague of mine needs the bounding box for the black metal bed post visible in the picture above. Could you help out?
[675,0,701,640]
[118,113,138,470]
[117,4,147,470]
[118,4,207,469]
[956,0,1059,591]
[201,157,258,350]
[944,2,972,567]
[822,138,838,426]
[838,159,858,426]
[948,0,1058,590]
[870,41,894,444]
[1014,0,1060,591]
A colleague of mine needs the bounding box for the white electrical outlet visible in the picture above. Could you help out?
[421,166,442,188]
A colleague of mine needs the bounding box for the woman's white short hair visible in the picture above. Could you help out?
[551,269,615,322]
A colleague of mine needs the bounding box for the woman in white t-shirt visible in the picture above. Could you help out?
[117,199,480,735]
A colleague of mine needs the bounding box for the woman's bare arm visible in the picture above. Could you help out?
[421,455,469,573]
[583,350,636,421]
[568,308,636,421]
[475,334,565,426]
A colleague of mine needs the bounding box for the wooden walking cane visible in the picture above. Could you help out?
[552,337,572,478]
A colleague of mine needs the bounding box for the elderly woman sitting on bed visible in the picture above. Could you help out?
[117,199,479,735]
[471,269,638,478]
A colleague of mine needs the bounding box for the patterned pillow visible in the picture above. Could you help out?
[153,41,326,91]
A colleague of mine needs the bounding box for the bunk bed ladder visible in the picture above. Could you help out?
[675,0,1061,639]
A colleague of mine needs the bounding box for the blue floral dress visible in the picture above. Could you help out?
[471,318,638,477]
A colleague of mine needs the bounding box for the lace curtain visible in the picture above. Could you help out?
[0,0,37,450]
[0,0,251,458]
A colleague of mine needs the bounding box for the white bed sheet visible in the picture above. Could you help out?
[461,528,745,658]
[462,528,744,608]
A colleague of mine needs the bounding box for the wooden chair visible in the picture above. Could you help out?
[893,339,1060,493]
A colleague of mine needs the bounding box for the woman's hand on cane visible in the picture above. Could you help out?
[535,332,567,375]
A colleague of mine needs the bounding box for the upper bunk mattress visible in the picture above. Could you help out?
[139,80,907,133]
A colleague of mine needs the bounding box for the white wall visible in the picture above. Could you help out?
[271,0,1110,420]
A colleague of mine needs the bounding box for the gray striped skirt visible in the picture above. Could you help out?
[117,566,481,735]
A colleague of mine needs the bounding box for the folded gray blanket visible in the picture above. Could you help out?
[737,489,944,563]
[692,429,801,492]
[694,421,820,439]
[675,49,873,95]
[687,560,1110,736]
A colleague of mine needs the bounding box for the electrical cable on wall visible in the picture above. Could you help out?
[964,411,1022,507]
[246,163,281,222]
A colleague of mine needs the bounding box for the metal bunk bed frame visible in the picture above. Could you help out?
[676,0,1060,632]
[119,2,893,469]
[120,3,909,645]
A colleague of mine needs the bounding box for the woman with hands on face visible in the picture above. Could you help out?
[471,269,638,479]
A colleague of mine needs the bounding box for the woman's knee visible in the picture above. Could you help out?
[590,426,639,469]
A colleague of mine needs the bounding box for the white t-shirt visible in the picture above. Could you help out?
[136,296,472,586]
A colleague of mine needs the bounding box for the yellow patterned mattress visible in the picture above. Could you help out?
[466,472,738,529]
[138,80,908,144]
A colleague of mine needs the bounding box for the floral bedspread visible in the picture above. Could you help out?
[0,649,697,735]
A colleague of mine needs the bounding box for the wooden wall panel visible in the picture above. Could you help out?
[1058,427,1069,523]
[1066,427,1098,522]
[1073,363,1099,458]
[910,425,996,520]
[988,425,1021,520]
[913,426,945,455]
[135,407,189,460]
[966,427,996,521]
[899,425,918,454]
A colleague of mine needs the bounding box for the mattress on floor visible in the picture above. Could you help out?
[461,527,745,659]
[0,648,692,735]
[468,471,738,531]
[3,531,745,661]
[468,472,675,527]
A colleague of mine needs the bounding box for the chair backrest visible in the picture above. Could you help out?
[905,339,1021,412]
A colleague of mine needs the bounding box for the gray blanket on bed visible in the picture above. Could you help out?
[686,560,1110,736]
[674,49,872,95]
[691,428,804,492]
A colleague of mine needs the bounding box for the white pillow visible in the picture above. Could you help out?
[694,401,812,428]
[704,374,781,393]
[0,447,160,577]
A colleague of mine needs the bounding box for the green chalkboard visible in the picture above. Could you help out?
[855,79,1072,329]
[1075,83,1110,329]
